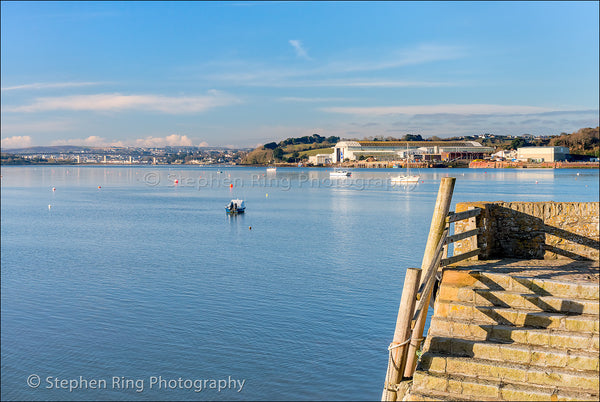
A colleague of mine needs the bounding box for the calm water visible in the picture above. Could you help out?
[1,166,598,401]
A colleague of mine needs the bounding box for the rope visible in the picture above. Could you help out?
[384,336,425,396]
[388,338,411,350]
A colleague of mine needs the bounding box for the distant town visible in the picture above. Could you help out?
[0,146,251,166]
[1,127,598,167]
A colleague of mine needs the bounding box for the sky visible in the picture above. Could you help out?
[1,1,599,149]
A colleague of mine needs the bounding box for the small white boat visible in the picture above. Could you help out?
[225,199,246,214]
[391,144,420,185]
[330,168,351,177]
[391,175,420,184]
[266,166,277,173]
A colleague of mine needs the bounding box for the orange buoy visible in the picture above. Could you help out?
[98,186,101,189]
[52,187,56,191]
[230,184,233,188]
[174,179,179,184]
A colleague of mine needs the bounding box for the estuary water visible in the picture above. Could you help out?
[1,166,598,401]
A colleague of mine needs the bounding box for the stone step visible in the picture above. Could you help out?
[425,336,599,371]
[435,300,599,333]
[409,370,599,401]
[438,285,599,315]
[403,386,485,401]
[419,353,599,391]
[442,269,600,301]
[428,316,600,351]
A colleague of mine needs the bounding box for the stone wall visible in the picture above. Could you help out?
[454,202,599,261]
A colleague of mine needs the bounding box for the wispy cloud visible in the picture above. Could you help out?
[289,40,311,60]
[4,91,241,114]
[279,96,358,103]
[327,44,464,74]
[1,82,103,92]
[321,104,562,116]
[200,43,463,88]
[235,78,454,88]
[0,119,75,134]
[1,135,33,149]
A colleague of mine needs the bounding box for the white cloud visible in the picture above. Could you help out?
[50,135,205,148]
[134,134,194,147]
[1,135,33,149]
[5,91,241,114]
[321,104,559,116]
[50,136,114,147]
[1,82,102,91]
[289,40,311,60]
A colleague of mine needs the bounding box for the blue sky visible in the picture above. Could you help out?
[1,1,598,149]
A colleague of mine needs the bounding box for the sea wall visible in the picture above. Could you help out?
[454,201,600,261]
[469,160,600,169]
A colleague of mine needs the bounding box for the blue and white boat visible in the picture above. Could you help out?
[226,199,246,214]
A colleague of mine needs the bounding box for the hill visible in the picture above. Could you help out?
[242,134,339,164]
[549,127,599,156]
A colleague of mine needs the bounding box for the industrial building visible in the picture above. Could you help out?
[331,141,494,163]
[308,153,333,165]
[517,146,570,162]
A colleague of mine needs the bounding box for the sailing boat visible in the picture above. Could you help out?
[391,144,420,184]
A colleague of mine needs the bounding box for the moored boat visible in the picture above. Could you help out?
[391,144,420,185]
[226,199,246,214]
[391,174,420,184]
[330,168,351,177]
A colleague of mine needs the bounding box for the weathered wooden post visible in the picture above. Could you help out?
[381,268,422,401]
[403,177,456,378]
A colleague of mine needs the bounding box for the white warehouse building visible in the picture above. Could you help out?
[332,141,494,163]
[517,146,570,162]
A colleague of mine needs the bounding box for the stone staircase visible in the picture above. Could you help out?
[404,265,600,401]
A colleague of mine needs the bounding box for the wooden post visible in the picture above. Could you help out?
[403,177,456,378]
[382,268,422,401]
[467,206,478,259]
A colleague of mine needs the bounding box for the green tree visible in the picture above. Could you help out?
[510,138,527,149]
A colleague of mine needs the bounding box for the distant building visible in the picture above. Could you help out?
[517,146,570,162]
[491,150,517,160]
[308,153,333,165]
[332,141,494,162]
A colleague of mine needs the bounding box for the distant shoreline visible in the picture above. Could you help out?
[2,161,598,169]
